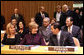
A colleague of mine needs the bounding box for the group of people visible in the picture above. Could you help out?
[1,4,83,46]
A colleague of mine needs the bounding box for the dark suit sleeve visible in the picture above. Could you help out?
[1,16,5,24]
[54,12,56,18]
[15,34,21,45]
[45,12,49,17]
[2,33,7,45]
[19,14,24,21]
[11,14,15,19]
[77,28,82,45]
[35,13,39,23]
[48,35,54,46]
[19,35,26,45]
[66,33,75,46]
[40,35,46,46]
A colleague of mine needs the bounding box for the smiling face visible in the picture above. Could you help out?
[9,25,16,34]
[66,18,73,27]
[43,20,49,27]
[32,26,38,34]
[19,22,24,29]
[11,19,17,26]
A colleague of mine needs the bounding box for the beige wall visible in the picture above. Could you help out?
[1,1,73,29]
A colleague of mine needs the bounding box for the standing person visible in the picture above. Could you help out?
[1,15,5,30]
[62,4,78,26]
[35,6,49,27]
[2,24,20,45]
[53,5,65,27]
[49,22,75,46]
[11,8,24,23]
[20,22,46,45]
[74,8,80,27]
[79,10,83,29]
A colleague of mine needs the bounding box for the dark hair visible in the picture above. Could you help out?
[56,5,61,9]
[17,20,25,30]
[11,18,17,21]
[74,8,79,12]
[51,22,61,30]
[66,17,73,21]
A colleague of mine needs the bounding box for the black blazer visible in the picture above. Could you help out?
[2,33,21,45]
[1,16,5,30]
[63,10,79,26]
[11,14,24,22]
[54,12,66,27]
[17,27,29,39]
[48,31,75,46]
[61,25,82,45]
[35,12,49,27]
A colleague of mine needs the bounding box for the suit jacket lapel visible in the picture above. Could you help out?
[60,31,64,46]
[72,25,74,36]
[53,35,58,46]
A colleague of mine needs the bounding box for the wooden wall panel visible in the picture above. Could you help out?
[1,1,73,29]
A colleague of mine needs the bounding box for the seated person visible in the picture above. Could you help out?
[2,24,20,45]
[8,18,17,31]
[39,17,52,45]
[61,17,82,46]
[17,20,29,41]
[20,22,46,45]
[48,22,75,46]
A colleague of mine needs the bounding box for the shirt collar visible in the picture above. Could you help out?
[57,30,61,36]
[57,12,61,14]
[68,25,73,29]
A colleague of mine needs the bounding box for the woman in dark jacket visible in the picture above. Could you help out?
[2,24,20,45]
[20,22,46,45]
[17,20,29,41]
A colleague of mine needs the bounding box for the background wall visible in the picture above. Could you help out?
[1,1,73,29]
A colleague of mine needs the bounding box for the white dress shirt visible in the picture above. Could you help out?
[57,30,61,46]
[68,25,73,34]
[56,12,61,22]
[40,12,45,18]
[15,14,19,18]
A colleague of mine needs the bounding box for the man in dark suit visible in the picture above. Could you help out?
[11,8,24,23]
[1,15,5,30]
[61,17,82,46]
[62,4,78,26]
[48,22,75,46]
[35,6,49,27]
[54,5,66,27]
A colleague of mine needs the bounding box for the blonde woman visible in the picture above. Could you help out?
[20,22,46,45]
[2,24,20,45]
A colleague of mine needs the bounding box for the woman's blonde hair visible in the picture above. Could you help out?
[6,23,15,37]
[28,22,38,32]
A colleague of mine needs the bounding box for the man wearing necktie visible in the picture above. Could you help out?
[49,22,75,46]
[11,8,24,23]
[35,6,49,27]
[61,17,82,46]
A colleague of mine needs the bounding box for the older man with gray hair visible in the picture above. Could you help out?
[39,17,52,45]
